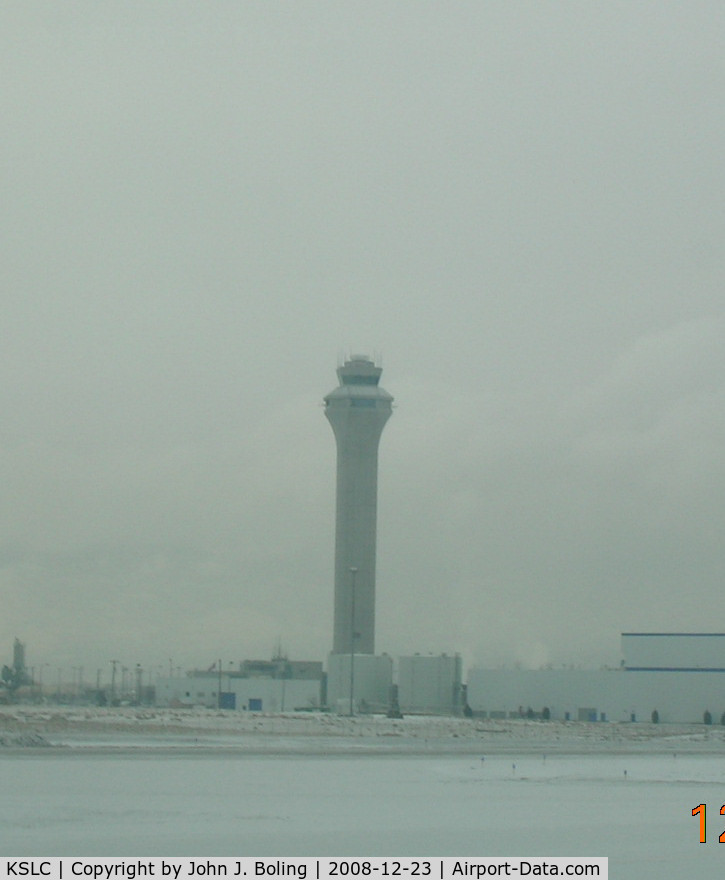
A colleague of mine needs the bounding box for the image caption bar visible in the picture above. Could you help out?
[0,859,607,879]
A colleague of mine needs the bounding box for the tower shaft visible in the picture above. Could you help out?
[325,356,392,655]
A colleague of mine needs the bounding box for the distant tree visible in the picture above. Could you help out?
[1,663,29,697]
[704,710,713,725]
[541,706,551,721]
[651,709,659,724]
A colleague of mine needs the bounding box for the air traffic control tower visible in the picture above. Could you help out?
[325,355,393,655]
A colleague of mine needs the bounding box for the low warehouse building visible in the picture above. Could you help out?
[468,633,725,724]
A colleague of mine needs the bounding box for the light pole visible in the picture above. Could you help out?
[38,663,49,702]
[217,659,222,710]
[110,660,118,705]
[349,566,358,716]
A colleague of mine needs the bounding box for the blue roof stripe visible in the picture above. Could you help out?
[625,667,725,672]
[621,633,725,637]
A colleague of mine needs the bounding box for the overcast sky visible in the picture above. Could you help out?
[2,2,724,680]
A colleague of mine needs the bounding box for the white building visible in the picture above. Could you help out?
[156,674,322,712]
[467,668,621,722]
[467,633,725,724]
[622,632,725,670]
[397,654,463,715]
[326,652,393,713]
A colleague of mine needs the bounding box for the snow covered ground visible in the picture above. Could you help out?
[1,708,722,878]
[4,705,725,753]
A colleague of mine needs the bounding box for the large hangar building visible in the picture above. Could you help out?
[468,633,725,723]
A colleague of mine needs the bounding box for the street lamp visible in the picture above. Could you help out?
[349,566,358,716]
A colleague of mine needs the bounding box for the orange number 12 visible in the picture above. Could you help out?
[691,804,725,843]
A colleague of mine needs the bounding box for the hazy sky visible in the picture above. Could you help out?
[2,3,724,678]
